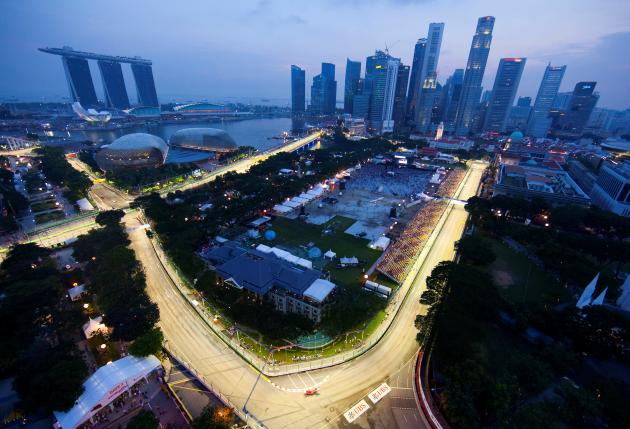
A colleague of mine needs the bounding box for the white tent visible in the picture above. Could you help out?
[83,316,109,339]
[340,257,359,265]
[291,197,310,204]
[616,275,630,311]
[54,355,161,429]
[303,279,336,303]
[273,204,293,213]
[299,192,315,201]
[369,236,391,251]
[307,187,325,197]
[576,273,599,309]
[324,250,336,260]
[68,284,86,301]
[284,200,301,208]
[76,198,94,212]
[257,245,313,269]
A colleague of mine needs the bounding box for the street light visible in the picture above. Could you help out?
[83,303,89,309]
[100,344,106,350]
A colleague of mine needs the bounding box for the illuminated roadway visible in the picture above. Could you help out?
[11,137,483,427]
[127,161,486,428]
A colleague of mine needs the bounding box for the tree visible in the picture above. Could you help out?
[129,327,164,357]
[191,406,235,429]
[13,341,88,413]
[127,410,159,429]
[95,209,125,226]
[456,236,496,266]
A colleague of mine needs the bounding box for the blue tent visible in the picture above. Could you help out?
[265,230,276,240]
[308,247,322,258]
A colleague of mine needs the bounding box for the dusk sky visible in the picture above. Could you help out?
[1,0,629,109]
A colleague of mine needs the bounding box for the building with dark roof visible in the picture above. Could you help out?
[203,242,336,322]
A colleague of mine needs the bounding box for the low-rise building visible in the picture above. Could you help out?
[494,163,591,207]
[203,242,335,322]
[590,161,630,217]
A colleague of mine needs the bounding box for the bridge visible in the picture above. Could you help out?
[0,136,39,151]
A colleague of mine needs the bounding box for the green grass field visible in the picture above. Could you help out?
[484,236,569,305]
[266,216,382,289]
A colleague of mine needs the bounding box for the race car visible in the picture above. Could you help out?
[304,387,319,396]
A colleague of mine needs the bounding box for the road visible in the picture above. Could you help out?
[127,161,486,429]
[162,132,322,194]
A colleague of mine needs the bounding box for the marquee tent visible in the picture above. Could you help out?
[54,355,161,429]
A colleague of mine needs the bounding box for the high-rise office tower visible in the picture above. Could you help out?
[62,56,99,108]
[366,51,400,133]
[352,77,373,119]
[344,59,361,114]
[310,63,337,115]
[526,64,566,138]
[322,63,337,115]
[517,96,531,107]
[416,72,438,132]
[409,23,444,127]
[131,64,159,107]
[97,60,130,109]
[552,92,573,110]
[454,16,495,135]
[442,69,464,129]
[291,65,306,114]
[392,64,410,132]
[557,82,599,136]
[483,57,526,133]
[406,38,427,122]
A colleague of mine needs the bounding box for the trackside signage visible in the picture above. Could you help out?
[344,399,370,423]
[368,382,392,404]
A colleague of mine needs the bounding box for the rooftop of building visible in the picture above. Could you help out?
[499,163,590,198]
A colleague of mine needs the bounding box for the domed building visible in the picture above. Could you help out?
[169,128,238,153]
[509,130,524,143]
[95,133,168,170]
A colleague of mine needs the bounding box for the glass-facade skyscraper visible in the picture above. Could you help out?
[291,65,306,114]
[344,59,361,114]
[366,50,400,133]
[392,64,410,132]
[310,63,337,116]
[406,38,427,123]
[97,60,130,109]
[556,81,599,136]
[483,57,526,133]
[62,57,99,108]
[415,23,444,129]
[131,64,159,107]
[455,16,495,135]
[526,64,566,138]
[442,68,464,129]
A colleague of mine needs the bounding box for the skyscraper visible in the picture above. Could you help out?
[365,50,400,133]
[407,23,444,128]
[344,59,361,114]
[406,38,427,122]
[442,69,464,129]
[97,60,130,109]
[131,64,159,107]
[310,63,337,116]
[483,57,526,133]
[352,77,373,119]
[454,16,495,135]
[392,64,410,132]
[556,82,599,136]
[526,64,566,138]
[415,72,438,133]
[291,65,306,114]
[62,56,99,108]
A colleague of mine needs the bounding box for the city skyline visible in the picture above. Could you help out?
[0,0,629,109]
